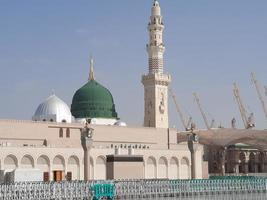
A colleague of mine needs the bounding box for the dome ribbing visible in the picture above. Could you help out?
[71,80,118,119]
[33,94,72,123]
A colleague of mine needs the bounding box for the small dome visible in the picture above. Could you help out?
[114,121,127,127]
[33,94,72,123]
[71,80,118,119]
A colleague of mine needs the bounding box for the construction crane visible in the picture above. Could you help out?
[193,92,215,130]
[233,82,255,129]
[251,72,267,120]
[169,88,193,131]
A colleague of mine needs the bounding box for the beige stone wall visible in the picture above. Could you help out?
[0,119,206,180]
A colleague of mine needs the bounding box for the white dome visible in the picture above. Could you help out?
[114,121,127,127]
[32,94,72,123]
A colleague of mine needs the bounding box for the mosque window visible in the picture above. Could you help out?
[43,119,46,122]
[66,128,70,138]
[50,119,54,122]
[59,128,63,138]
[62,119,66,123]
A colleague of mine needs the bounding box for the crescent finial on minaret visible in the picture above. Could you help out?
[153,0,159,6]
[89,55,95,81]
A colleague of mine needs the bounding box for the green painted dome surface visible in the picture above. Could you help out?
[71,80,118,119]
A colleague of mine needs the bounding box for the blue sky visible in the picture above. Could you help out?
[0,0,267,130]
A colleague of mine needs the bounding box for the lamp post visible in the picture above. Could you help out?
[187,133,199,179]
[81,122,94,181]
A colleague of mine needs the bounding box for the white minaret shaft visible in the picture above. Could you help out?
[147,0,165,74]
[142,1,171,129]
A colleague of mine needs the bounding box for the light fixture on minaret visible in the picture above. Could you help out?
[141,0,171,129]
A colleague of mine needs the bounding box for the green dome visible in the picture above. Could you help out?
[71,80,118,119]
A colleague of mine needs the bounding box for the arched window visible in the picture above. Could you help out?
[158,157,168,179]
[146,156,156,179]
[66,128,70,138]
[59,128,63,138]
[62,119,66,123]
[50,119,54,122]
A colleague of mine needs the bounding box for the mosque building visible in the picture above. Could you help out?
[0,1,207,182]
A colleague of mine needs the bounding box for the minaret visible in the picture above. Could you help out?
[141,0,171,128]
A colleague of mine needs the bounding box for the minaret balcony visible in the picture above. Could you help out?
[141,73,171,86]
[146,44,165,53]
[148,24,164,31]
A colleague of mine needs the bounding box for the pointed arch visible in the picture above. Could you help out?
[52,155,65,181]
[158,157,168,179]
[53,155,65,170]
[67,156,80,180]
[21,155,34,168]
[180,157,190,179]
[169,157,179,179]
[146,156,156,179]
[37,155,50,181]
[4,155,18,170]
[249,152,256,173]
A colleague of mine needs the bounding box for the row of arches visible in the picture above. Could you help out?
[145,156,190,180]
[212,150,267,174]
[3,154,112,181]
[2,154,80,181]
[239,152,267,174]
[2,154,191,181]
[88,156,191,180]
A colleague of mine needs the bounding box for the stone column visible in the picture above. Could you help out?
[219,147,227,176]
[81,123,94,181]
[260,162,265,173]
[244,153,249,174]
[244,163,248,174]
[187,133,199,179]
